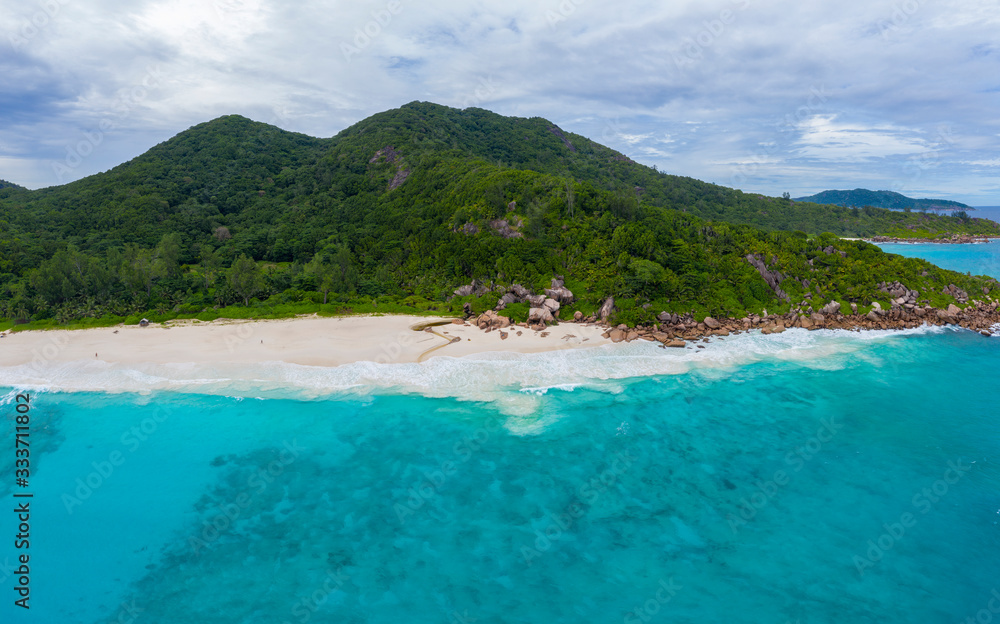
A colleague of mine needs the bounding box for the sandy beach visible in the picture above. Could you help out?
[0,315,612,369]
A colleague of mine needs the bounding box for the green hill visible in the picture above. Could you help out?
[795,189,973,212]
[0,102,997,329]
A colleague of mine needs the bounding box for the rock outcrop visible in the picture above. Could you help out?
[474,310,511,330]
[528,307,554,325]
[877,281,920,308]
[545,277,575,304]
[820,300,841,315]
[453,282,477,297]
[745,254,790,302]
[868,234,993,244]
[598,297,615,321]
[942,283,969,304]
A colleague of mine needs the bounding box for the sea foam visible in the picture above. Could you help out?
[0,325,951,409]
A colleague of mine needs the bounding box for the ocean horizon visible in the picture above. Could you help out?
[973,206,1000,224]
[2,243,999,624]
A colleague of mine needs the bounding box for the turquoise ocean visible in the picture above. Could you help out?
[3,240,1000,624]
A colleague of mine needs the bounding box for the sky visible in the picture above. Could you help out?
[1,0,998,204]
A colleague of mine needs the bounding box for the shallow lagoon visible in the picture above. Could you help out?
[3,242,999,624]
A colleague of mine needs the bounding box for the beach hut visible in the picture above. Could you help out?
[139,318,149,327]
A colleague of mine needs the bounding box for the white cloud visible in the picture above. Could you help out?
[961,159,1000,167]
[0,0,997,203]
[793,115,932,161]
[619,133,651,145]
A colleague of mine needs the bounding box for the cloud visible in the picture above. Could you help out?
[961,159,1000,167]
[0,0,996,203]
[792,115,932,161]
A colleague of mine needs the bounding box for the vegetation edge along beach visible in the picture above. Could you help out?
[2,102,999,336]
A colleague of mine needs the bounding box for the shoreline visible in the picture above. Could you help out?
[0,314,613,370]
[589,302,1000,345]
[866,235,999,244]
[0,311,994,399]
[1,300,996,375]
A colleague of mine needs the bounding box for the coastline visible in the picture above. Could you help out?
[596,302,1000,344]
[866,235,999,244]
[0,314,612,370]
[0,300,1000,386]
[1,300,996,376]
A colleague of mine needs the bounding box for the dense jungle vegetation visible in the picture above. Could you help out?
[1,101,997,329]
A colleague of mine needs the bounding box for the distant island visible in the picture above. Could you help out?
[794,189,973,212]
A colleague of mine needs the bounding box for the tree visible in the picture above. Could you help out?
[153,233,182,279]
[566,178,575,219]
[305,250,336,304]
[121,245,156,299]
[526,199,546,237]
[198,244,221,288]
[228,254,262,306]
[332,244,358,293]
[627,258,669,296]
[496,252,525,284]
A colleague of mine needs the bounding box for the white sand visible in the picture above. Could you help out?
[0,315,612,369]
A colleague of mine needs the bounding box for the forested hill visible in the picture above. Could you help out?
[0,179,24,191]
[0,101,998,329]
[794,189,973,212]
